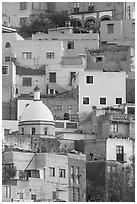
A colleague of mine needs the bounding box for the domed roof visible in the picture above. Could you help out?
[20,101,54,122]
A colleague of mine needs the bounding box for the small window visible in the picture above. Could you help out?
[83,97,89,105]
[20,2,27,10]
[20,17,27,26]
[49,167,55,177]
[2,65,9,75]
[49,72,56,83]
[31,128,35,135]
[95,56,103,62]
[71,166,75,184]
[23,77,32,86]
[70,72,76,84]
[108,24,114,33]
[111,124,118,133]
[22,52,32,59]
[49,89,54,95]
[5,186,11,198]
[5,42,11,48]
[66,122,77,129]
[88,3,94,12]
[55,105,62,111]
[73,2,79,13]
[68,41,74,49]
[132,23,135,33]
[100,97,106,105]
[31,194,36,201]
[21,128,24,135]
[116,146,124,162]
[46,52,54,59]
[86,76,93,84]
[116,98,122,104]
[76,166,80,184]
[55,122,64,128]
[59,169,65,178]
[44,128,47,135]
[5,56,10,62]
[20,193,23,199]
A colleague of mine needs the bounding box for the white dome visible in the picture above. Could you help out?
[20,101,54,122]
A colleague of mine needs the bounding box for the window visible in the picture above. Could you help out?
[83,97,89,105]
[116,146,124,162]
[75,188,80,202]
[46,52,54,59]
[88,3,94,12]
[73,2,79,13]
[70,72,76,84]
[20,17,27,26]
[76,166,80,184]
[20,193,23,199]
[55,122,64,128]
[31,194,36,201]
[20,2,27,10]
[22,52,32,59]
[55,105,62,111]
[111,124,118,133]
[5,42,11,48]
[23,77,32,86]
[86,76,93,84]
[31,128,35,135]
[21,128,24,135]
[53,191,57,200]
[68,41,74,49]
[66,122,77,129]
[71,166,75,183]
[132,23,135,33]
[116,98,122,104]
[49,89,54,95]
[44,128,47,135]
[49,72,56,83]
[49,167,55,177]
[100,97,106,105]
[108,24,114,33]
[5,56,10,62]
[2,65,9,75]
[5,186,11,198]
[71,187,75,201]
[59,169,65,178]
[95,56,103,62]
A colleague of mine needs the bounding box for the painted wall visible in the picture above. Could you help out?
[100,19,135,47]
[79,71,127,119]
[106,138,134,164]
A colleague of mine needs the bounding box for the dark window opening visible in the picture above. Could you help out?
[83,97,89,105]
[108,24,114,33]
[116,98,122,104]
[86,76,93,84]
[116,146,124,162]
[100,97,106,105]
[23,77,32,87]
[68,41,74,49]
[49,72,56,83]
[5,42,11,48]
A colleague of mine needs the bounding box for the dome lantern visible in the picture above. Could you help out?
[34,86,40,101]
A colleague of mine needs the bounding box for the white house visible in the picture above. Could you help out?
[79,70,127,120]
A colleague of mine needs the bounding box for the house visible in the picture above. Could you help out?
[100,19,135,47]
[78,70,127,120]
[75,138,134,165]
[2,151,86,202]
[2,25,24,119]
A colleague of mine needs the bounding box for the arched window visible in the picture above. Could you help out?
[5,42,11,48]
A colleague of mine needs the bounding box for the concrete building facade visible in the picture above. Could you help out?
[79,70,127,120]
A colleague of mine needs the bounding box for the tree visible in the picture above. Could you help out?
[2,165,17,181]
[18,11,70,39]
[107,160,135,202]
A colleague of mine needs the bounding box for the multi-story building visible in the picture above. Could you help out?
[2,25,24,119]
[100,19,135,47]
[2,151,86,202]
[68,2,135,30]
[2,2,69,28]
[78,70,127,120]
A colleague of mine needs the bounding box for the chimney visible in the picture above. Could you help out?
[34,86,40,101]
